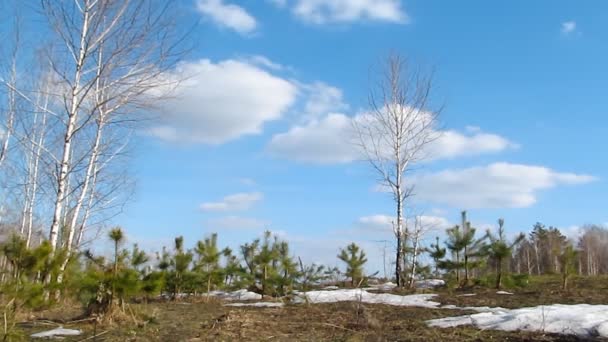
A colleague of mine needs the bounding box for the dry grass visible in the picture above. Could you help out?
[437,275,608,309]
[18,301,596,341]
[16,276,608,341]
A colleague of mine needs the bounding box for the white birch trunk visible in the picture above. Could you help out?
[48,4,91,252]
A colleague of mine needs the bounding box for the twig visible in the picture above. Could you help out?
[320,323,357,333]
[66,317,96,324]
[127,304,138,325]
[77,330,109,341]
[17,320,58,326]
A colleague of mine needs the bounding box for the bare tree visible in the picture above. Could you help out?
[36,0,183,258]
[354,53,440,287]
[0,13,20,170]
[0,1,186,292]
[406,215,442,288]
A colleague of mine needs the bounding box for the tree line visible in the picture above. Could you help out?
[426,211,606,290]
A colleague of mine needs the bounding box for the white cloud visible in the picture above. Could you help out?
[430,130,518,159]
[357,214,451,234]
[267,113,357,163]
[150,59,297,144]
[267,112,515,164]
[358,214,394,231]
[290,0,408,24]
[299,82,348,121]
[241,55,286,71]
[207,216,269,229]
[196,0,257,35]
[560,225,582,240]
[200,192,263,212]
[413,163,596,209]
[561,21,577,35]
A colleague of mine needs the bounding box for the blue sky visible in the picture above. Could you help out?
[110,0,607,273]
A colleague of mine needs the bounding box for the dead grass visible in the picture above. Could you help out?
[19,301,597,341]
[17,276,608,341]
[437,275,608,309]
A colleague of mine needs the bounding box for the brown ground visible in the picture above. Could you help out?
[18,276,608,341]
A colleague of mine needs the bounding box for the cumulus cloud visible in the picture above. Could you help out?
[196,0,257,35]
[413,163,596,208]
[561,21,577,35]
[285,0,408,24]
[267,112,515,164]
[150,59,297,144]
[267,113,356,163]
[430,130,518,159]
[200,192,263,212]
[207,216,269,229]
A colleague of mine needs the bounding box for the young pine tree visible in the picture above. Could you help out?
[484,219,525,289]
[170,236,193,299]
[253,231,280,297]
[298,257,326,291]
[222,247,243,289]
[130,243,149,274]
[428,236,446,277]
[194,233,223,296]
[460,213,487,286]
[108,227,125,305]
[445,211,487,287]
[445,225,466,283]
[276,241,298,294]
[338,243,368,287]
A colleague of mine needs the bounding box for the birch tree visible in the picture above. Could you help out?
[406,215,441,288]
[0,13,21,171]
[36,0,183,258]
[353,53,439,287]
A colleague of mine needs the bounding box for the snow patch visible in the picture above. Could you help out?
[456,293,477,297]
[31,327,82,338]
[225,302,284,308]
[496,291,513,295]
[369,282,397,291]
[207,289,262,301]
[414,279,445,289]
[296,289,441,308]
[427,304,608,338]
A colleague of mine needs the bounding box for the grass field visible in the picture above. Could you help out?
[20,276,608,341]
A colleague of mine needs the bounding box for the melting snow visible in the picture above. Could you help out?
[207,289,262,301]
[496,291,513,295]
[295,289,441,308]
[225,302,284,308]
[414,279,445,289]
[214,287,608,339]
[31,327,82,338]
[368,282,397,291]
[427,304,608,338]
